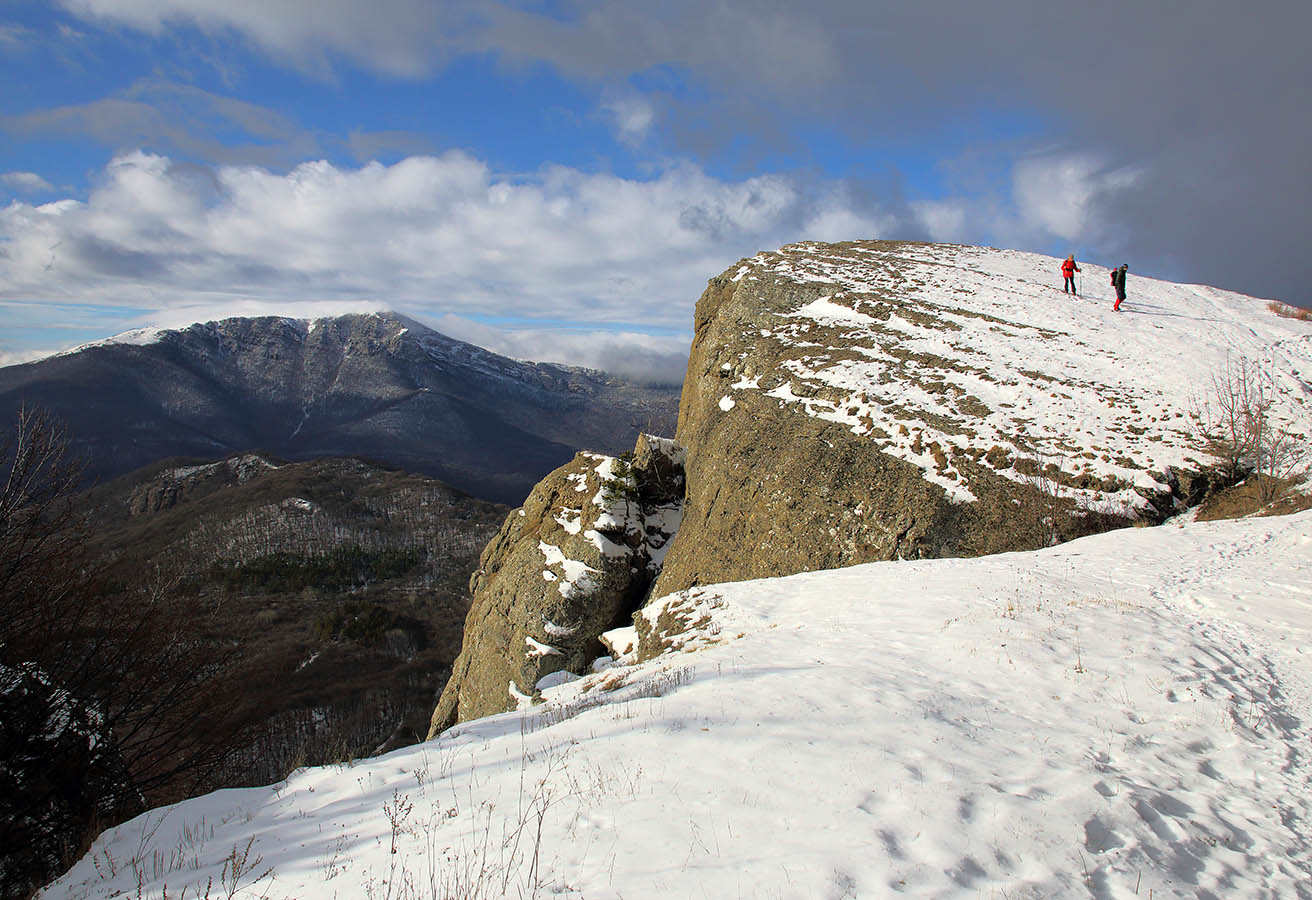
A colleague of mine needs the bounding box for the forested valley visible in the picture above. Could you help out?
[1,408,506,898]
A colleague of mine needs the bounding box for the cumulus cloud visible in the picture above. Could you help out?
[54,0,1311,304]
[0,151,844,326]
[1,172,56,194]
[5,146,1238,373]
[1009,154,1142,244]
[0,151,913,377]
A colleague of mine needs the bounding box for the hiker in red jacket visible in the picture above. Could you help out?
[1061,255,1080,295]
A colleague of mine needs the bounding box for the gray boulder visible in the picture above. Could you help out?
[427,434,683,734]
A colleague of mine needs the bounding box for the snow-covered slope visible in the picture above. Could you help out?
[649,241,1312,599]
[44,509,1312,899]
[720,242,1312,508]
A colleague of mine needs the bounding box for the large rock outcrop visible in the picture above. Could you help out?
[649,240,1310,596]
[427,434,683,734]
[428,239,1312,731]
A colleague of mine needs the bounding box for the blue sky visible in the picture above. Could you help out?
[2,0,1308,378]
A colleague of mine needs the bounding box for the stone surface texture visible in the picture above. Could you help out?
[427,436,683,733]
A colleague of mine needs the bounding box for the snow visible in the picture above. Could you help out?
[538,540,599,599]
[718,395,736,411]
[535,670,579,691]
[640,433,687,467]
[164,461,221,480]
[553,508,583,535]
[507,680,533,710]
[722,243,1312,512]
[600,626,638,661]
[524,636,563,659]
[43,510,1312,899]
[53,325,170,358]
[642,503,684,571]
[586,456,642,549]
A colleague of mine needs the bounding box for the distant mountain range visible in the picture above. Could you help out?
[0,313,681,504]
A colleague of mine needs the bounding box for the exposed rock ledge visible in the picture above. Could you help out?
[648,240,1254,597]
[427,434,683,734]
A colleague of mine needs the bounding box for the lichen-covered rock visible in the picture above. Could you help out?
[430,240,1308,732]
[427,436,684,735]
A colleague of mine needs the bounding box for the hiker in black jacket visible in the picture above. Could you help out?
[1112,264,1128,311]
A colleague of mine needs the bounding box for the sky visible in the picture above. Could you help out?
[1,0,1309,379]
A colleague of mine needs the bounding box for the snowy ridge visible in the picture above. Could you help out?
[45,310,603,383]
[53,325,171,358]
[44,510,1312,899]
[718,242,1312,508]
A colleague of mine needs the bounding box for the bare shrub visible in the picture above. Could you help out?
[1012,448,1070,548]
[1266,300,1312,322]
[1190,357,1310,506]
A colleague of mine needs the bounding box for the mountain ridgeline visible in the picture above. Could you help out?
[0,313,680,505]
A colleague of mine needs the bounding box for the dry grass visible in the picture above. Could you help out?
[1195,475,1312,521]
[1266,300,1312,322]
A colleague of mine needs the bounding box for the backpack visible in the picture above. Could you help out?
[1110,271,1116,286]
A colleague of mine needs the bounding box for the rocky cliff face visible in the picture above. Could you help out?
[427,434,683,733]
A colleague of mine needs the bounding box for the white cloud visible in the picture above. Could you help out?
[0,151,901,379]
[912,200,970,243]
[1,172,56,194]
[0,23,31,50]
[0,347,62,368]
[1010,152,1142,243]
[58,0,470,77]
[430,313,690,384]
[3,146,1171,381]
[799,189,893,243]
[599,91,656,146]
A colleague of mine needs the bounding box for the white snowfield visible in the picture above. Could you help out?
[722,243,1312,507]
[44,510,1312,899]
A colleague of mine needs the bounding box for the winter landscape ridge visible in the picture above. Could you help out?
[0,312,680,505]
[35,241,1312,898]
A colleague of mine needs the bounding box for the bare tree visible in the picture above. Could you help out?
[1250,404,1311,504]
[1,407,255,900]
[1190,357,1310,505]
[1190,357,1267,481]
